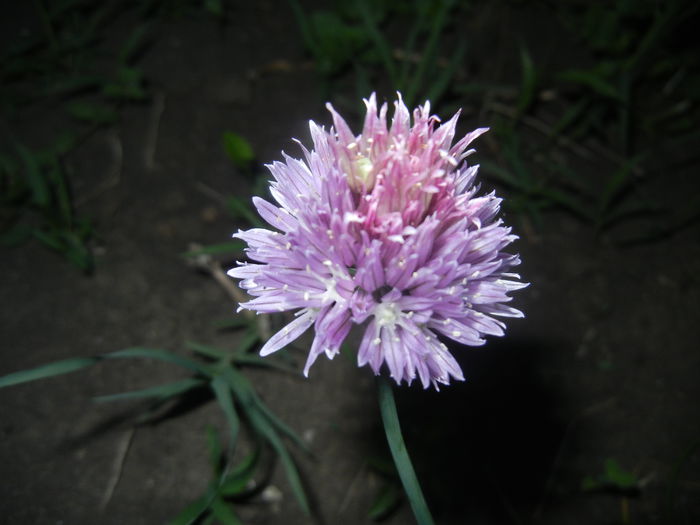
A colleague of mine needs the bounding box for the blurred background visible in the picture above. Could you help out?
[1,1,699,524]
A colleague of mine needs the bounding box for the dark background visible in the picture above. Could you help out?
[1,1,699,524]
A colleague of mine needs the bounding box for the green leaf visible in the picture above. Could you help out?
[368,482,402,521]
[33,228,63,251]
[221,367,310,513]
[0,347,213,389]
[404,0,454,105]
[249,389,310,452]
[59,230,94,272]
[604,458,637,489]
[253,412,309,513]
[66,101,117,124]
[231,354,297,374]
[200,514,215,525]
[305,10,369,75]
[550,98,589,139]
[234,328,260,355]
[211,375,240,450]
[106,347,211,375]
[516,46,537,115]
[93,377,203,403]
[557,68,621,100]
[287,0,317,52]
[357,0,397,88]
[398,4,427,87]
[222,132,254,170]
[480,160,520,188]
[46,160,72,224]
[103,67,147,100]
[210,497,242,525]
[598,157,640,218]
[207,425,223,476]
[426,38,466,105]
[538,187,592,222]
[169,484,216,525]
[47,132,78,157]
[119,24,150,64]
[220,446,261,496]
[367,455,396,477]
[187,341,230,360]
[0,357,97,388]
[599,201,661,231]
[226,195,261,226]
[17,145,49,207]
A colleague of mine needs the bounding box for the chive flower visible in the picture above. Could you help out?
[228,94,526,389]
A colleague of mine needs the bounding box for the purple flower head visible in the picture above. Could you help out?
[228,93,527,389]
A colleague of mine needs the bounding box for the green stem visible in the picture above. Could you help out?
[377,376,435,525]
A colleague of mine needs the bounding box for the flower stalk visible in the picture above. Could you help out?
[378,376,435,525]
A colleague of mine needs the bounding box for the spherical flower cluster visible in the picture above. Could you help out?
[228,93,527,389]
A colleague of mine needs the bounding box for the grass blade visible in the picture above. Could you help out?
[211,375,241,449]
[404,0,454,106]
[598,157,640,219]
[17,145,49,207]
[516,46,537,115]
[426,38,466,105]
[480,160,520,188]
[207,425,223,476]
[251,409,309,514]
[557,68,620,100]
[0,357,97,388]
[368,482,402,521]
[220,446,261,496]
[106,347,211,375]
[231,354,297,374]
[94,377,204,403]
[220,367,310,513]
[186,341,230,360]
[538,187,592,222]
[119,24,150,64]
[47,160,72,225]
[169,483,217,525]
[66,102,117,124]
[210,497,243,525]
[222,132,255,170]
[226,195,262,227]
[234,328,261,355]
[249,389,310,452]
[398,2,427,88]
[287,0,317,52]
[356,0,397,88]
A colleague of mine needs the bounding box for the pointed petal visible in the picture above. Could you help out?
[260,310,316,356]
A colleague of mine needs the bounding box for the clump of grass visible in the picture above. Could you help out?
[289,0,700,242]
[0,0,229,272]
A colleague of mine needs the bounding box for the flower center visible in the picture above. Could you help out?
[374,301,400,327]
[345,155,374,192]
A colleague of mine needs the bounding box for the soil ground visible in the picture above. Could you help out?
[1,3,699,525]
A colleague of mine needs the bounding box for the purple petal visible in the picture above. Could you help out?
[260,309,316,356]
